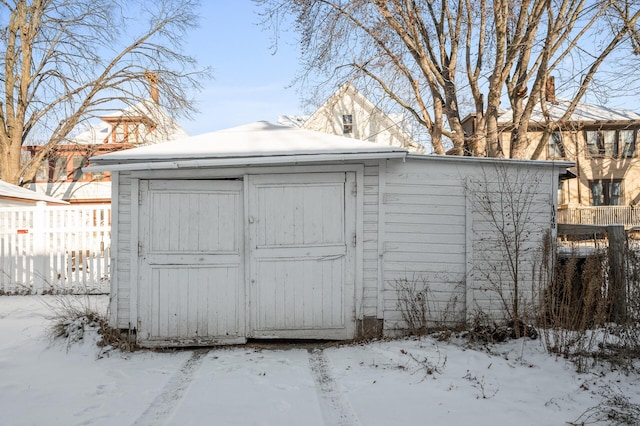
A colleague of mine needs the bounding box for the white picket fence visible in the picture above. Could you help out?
[0,204,111,294]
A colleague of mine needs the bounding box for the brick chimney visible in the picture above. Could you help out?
[145,71,159,103]
[545,76,558,105]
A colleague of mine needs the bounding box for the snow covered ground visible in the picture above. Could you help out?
[1,295,639,426]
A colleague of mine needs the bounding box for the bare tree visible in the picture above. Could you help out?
[257,0,640,158]
[467,165,548,337]
[0,0,208,186]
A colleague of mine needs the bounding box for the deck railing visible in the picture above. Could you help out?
[558,205,640,229]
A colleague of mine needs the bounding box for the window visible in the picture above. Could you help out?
[72,156,87,181]
[36,162,49,182]
[590,179,623,206]
[620,130,636,157]
[549,131,565,158]
[585,129,636,158]
[53,157,68,181]
[342,114,353,134]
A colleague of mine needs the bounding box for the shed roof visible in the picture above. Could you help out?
[89,121,408,171]
[0,180,69,205]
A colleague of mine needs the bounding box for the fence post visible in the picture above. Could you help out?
[607,224,627,323]
[32,201,48,293]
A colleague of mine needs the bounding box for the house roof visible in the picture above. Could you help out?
[70,99,189,145]
[277,115,308,128]
[498,99,640,125]
[0,180,69,205]
[281,83,424,153]
[88,121,408,171]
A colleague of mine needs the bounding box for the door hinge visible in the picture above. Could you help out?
[351,181,357,197]
[352,233,357,247]
[138,191,143,205]
[138,242,143,256]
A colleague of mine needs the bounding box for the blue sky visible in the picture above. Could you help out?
[182,1,304,135]
[179,2,640,137]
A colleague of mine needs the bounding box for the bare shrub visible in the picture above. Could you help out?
[394,275,464,336]
[540,232,640,373]
[462,370,499,399]
[569,386,640,426]
[625,243,640,322]
[465,311,538,344]
[468,166,546,338]
[400,346,447,379]
[395,276,429,335]
[43,295,137,353]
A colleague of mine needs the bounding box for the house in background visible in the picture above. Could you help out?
[279,82,425,154]
[24,93,188,204]
[0,179,68,207]
[463,83,640,228]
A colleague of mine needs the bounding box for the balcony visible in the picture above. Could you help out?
[558,205,640,229]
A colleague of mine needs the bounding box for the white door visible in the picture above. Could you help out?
[247,173,356,339]
[137,180,245,346]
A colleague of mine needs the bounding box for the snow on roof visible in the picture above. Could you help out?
[90,121,407,165]
[71,99,189,145]
[277,115,308,128]
[498,99,640,124]
[71,121,112,145]
[0,180,69,205]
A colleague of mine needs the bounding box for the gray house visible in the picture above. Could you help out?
[89,122,571,347]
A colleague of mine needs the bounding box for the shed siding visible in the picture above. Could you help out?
[466,165,554,321]
[381,160,467,333]
[381,158,557,334]
[362,163,380,317]
[109,156,561,341]
[114,171,132,328]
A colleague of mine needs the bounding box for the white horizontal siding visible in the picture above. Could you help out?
[362,163,380,318]
[114,172,132,329]
[467,165,553,321]
[110,157,561,339]
[381,160,467,334]
[381,158,559,334]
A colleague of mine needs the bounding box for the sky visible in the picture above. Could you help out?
[181,1,305,135]
[177,2,640,137]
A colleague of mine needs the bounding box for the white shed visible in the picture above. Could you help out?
[90,122,571,347]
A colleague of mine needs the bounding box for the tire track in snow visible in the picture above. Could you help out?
[132,349,209,426]
[308,348,360,426]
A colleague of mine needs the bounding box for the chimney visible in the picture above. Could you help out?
[546,76,557,104]
[145,71,159,103]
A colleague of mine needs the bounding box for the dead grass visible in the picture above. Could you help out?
[539,237,640,373]
[42,295,137,353]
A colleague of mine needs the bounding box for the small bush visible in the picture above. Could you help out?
[44,296,137,353]
[465,312,537,344]
[394,275,464,337]
[395,276,429,335]
[570,386,640,426]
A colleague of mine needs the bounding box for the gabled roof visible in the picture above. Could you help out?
[0,180,69,205]
[498,99,640,126]
[283,82,424,153]
[89,121,407,171]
